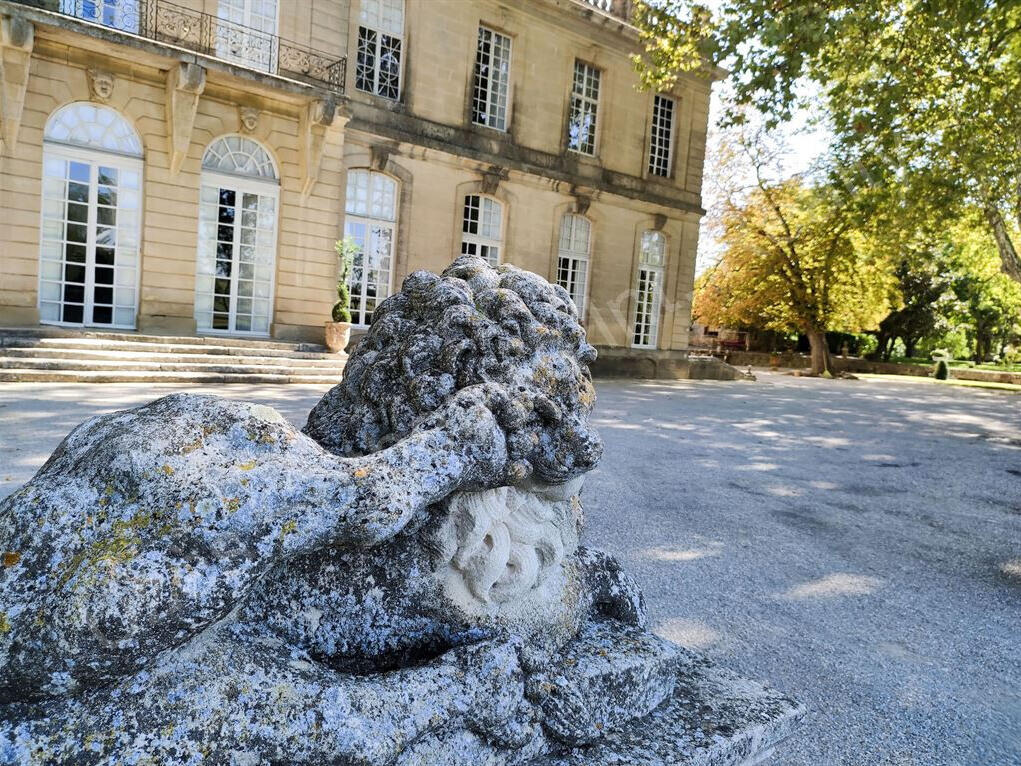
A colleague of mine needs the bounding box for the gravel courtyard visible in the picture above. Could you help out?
[1,374,1018,765]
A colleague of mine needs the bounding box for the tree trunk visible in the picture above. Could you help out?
[869,331,888,361]
[904,336,918,359]
[984,204,1021,284]
[806,328,833,376]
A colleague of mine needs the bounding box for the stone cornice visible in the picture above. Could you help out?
[347,101,706,217]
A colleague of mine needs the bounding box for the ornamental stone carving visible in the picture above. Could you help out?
[0,257,802,764]
[0,14,34,155]
[238,105,259,132]
[165,62,206,175]
[86,68,114,101]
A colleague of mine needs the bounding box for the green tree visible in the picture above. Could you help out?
[945,219,1021,361]
[694,177,892,374]
[632,0,1021,284]
[871,256,955,361]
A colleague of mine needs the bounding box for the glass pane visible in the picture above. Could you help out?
[115,267,135,286]
[40,281,61,301]
[62,304,84,323]
[114,287,135,308]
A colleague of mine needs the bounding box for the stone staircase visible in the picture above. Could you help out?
[0,328,347,384]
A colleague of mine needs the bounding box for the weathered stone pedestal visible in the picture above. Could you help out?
[535,657,804,766]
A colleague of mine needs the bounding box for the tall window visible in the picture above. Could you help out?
[216,0,278,72]
[344,170,397,326]
[472,26,512,131]
[39,103,143,329]
[648,94,675,177]
[556,214,591,319]
[632,231,666,348]
[461,195,503,266]
[60,0,140,33]
[356,0,404,100]
[196,136,279,335]
[568,61,600,155]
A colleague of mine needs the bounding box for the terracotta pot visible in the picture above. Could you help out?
[324,321,351,353]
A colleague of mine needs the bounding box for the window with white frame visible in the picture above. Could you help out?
[461,195,504,266]
[632,230,666,348]
[39,103,143,329]
[472,26,512,131]
[648,94,675,177]
[568,60,600,155]
[556,214,591,318]
[344,170,397,326]
[356,0,404,100]
[195,136,279,335]
[216,0,279,73]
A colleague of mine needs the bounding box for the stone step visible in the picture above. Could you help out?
[0,357,345,376]
[0,337,341,360]
[0,326,328,352]
[0,328,347,383]
[0,368,341,384]
[0,347,346,368]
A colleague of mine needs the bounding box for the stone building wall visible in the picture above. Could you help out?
[0,0,720,367]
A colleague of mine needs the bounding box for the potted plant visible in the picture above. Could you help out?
[325,237,356,353]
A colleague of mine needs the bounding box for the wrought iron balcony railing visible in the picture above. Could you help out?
[17,0,345,93]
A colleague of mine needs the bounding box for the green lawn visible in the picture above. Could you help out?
[857,373,1021,393]
[948,361,1021,372]
[879,356,1021,373]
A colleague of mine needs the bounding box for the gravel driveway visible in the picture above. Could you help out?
[1,373,1018,765]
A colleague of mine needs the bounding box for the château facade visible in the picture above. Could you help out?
[0,0,721,376]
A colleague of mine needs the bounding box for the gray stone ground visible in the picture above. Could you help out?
[1,373,1019,765]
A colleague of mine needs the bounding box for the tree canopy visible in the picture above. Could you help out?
[632,0,1021,283]
[694,176,892,373]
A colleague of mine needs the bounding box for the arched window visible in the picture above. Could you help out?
[39,103,143,328]
[195,136,279,335]
[461,194,503,266]
[344,169,397,326]
[201,135,277,179]
[556,213,591,318]
[632,230,666,348]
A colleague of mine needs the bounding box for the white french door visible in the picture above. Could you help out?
[343,217,394,327]
[38,147,141,329]
[216,0,279,72]
[195,173,277,335]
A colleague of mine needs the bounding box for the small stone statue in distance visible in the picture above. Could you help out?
[0,256,800,765]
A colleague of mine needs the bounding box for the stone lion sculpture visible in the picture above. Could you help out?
[0,257,797,765]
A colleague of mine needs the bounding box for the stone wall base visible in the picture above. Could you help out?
[0,307,40,327]
[721,350,1021,386]
[591,347,748,381]
[138,315,197,336]
[272,322,327,344]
